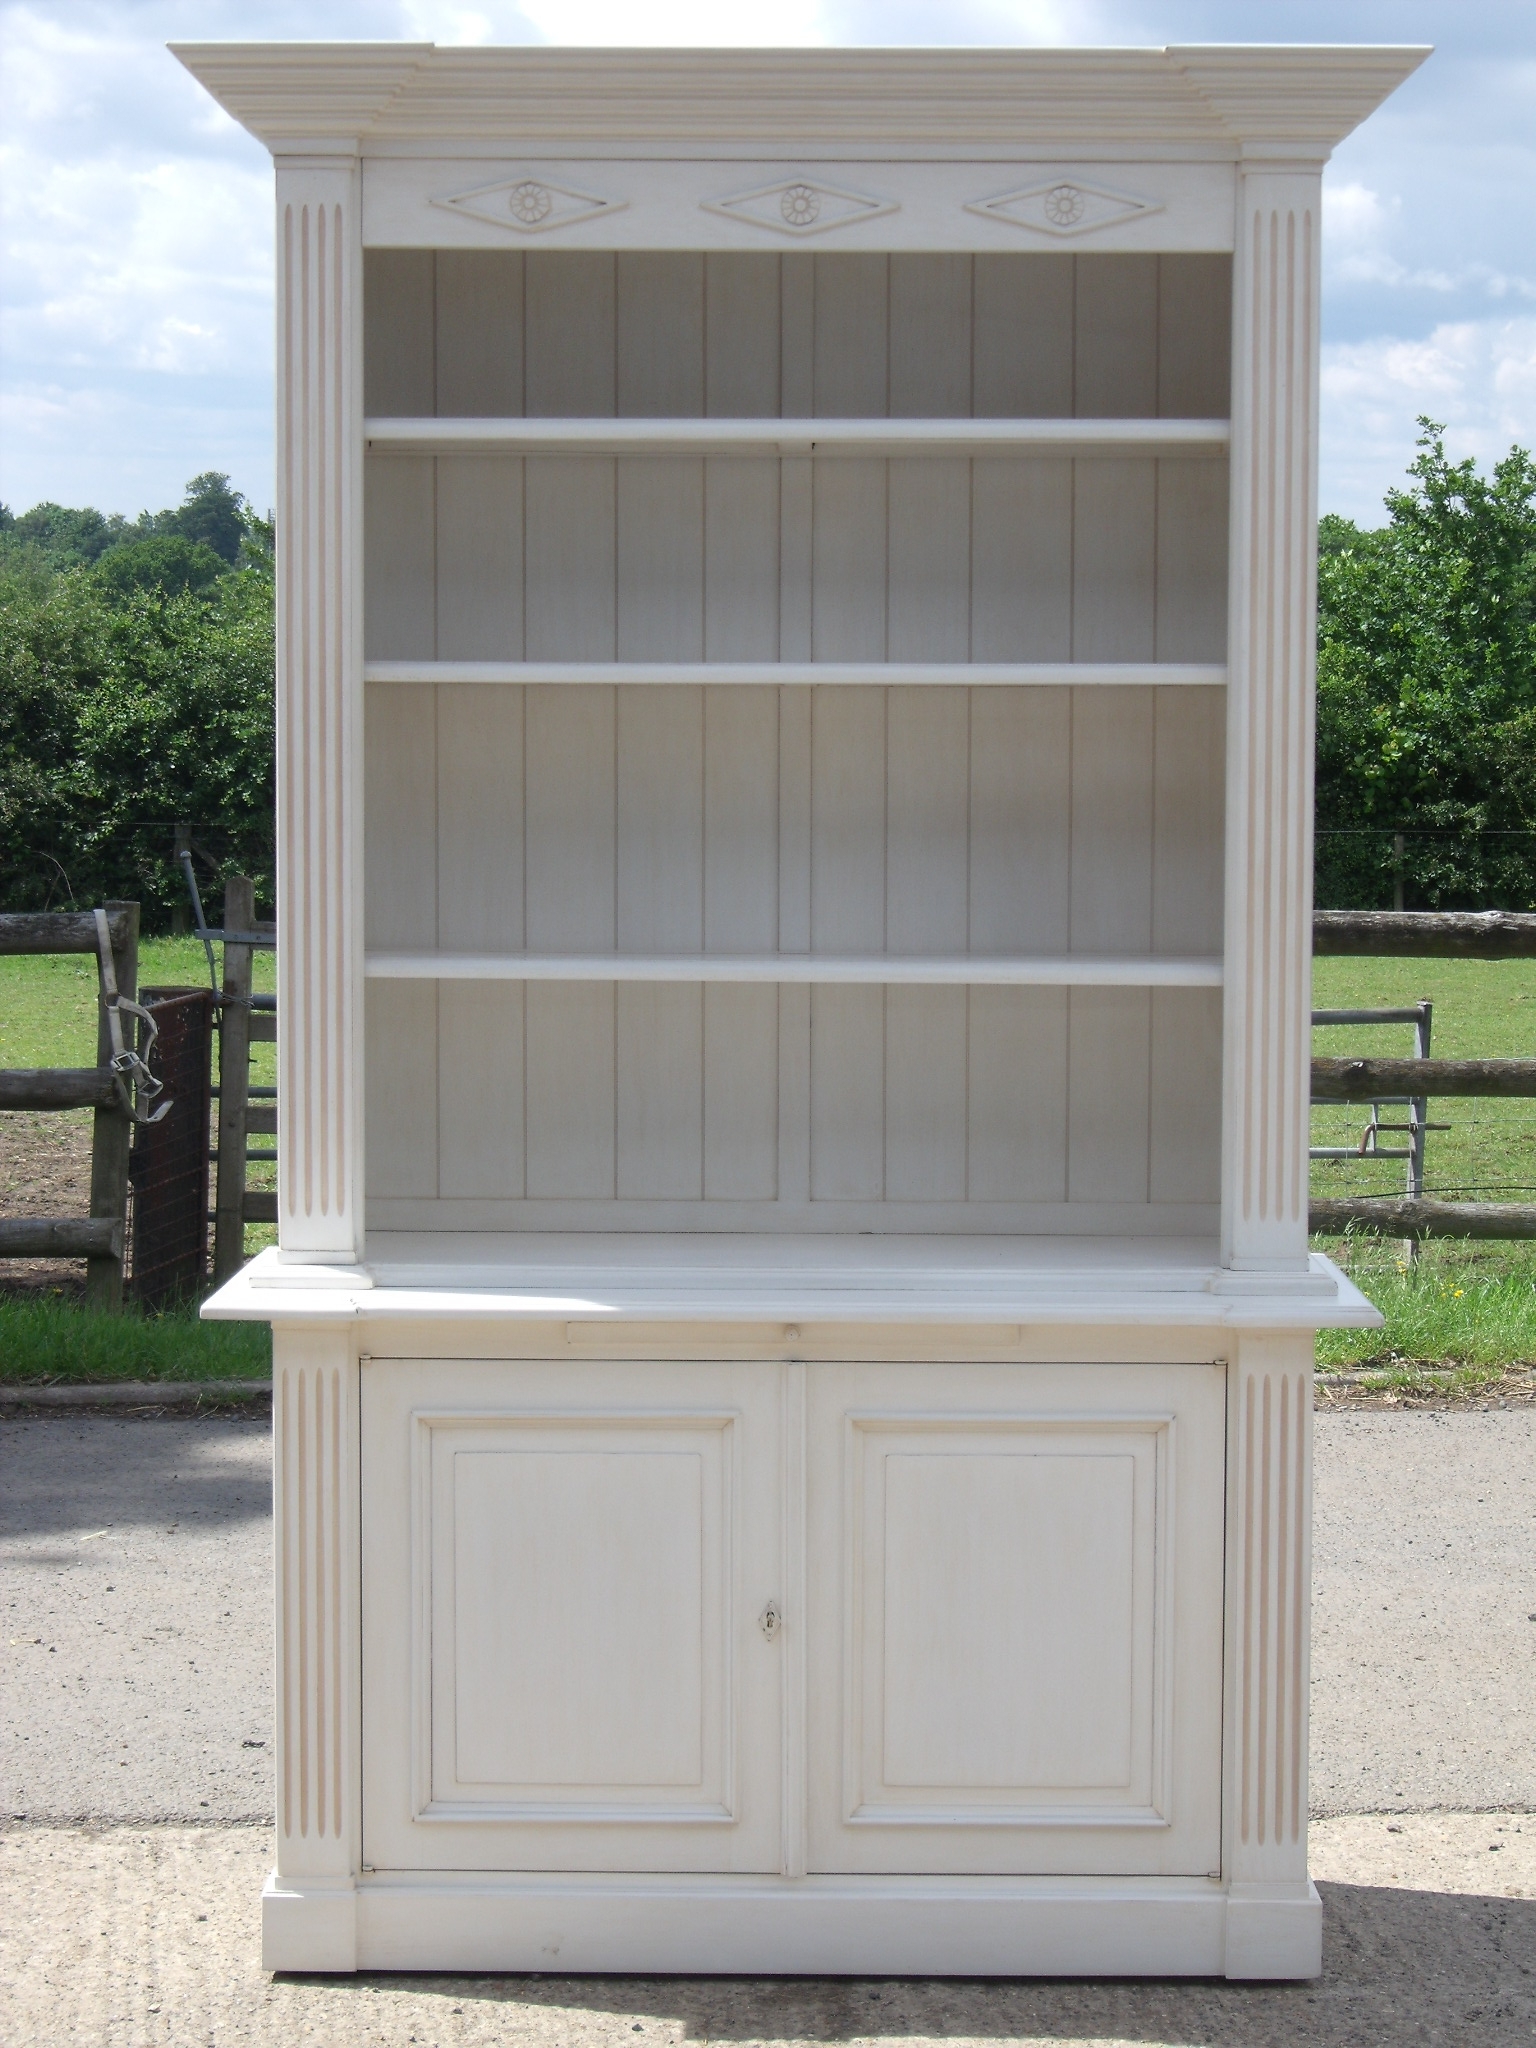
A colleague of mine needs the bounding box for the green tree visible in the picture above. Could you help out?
[1315,421,1536,909]
[0,500,131,570]
[0,564,106,906]
[153,471,249,565]
[0,516,275,922]
[68,569,275,920]
[93,533,228,601]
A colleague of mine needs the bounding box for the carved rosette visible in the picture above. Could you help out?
[964,177,1161,237]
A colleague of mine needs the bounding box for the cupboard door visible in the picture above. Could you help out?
[806,1360,1226,1876]
[362,1357,783,1873]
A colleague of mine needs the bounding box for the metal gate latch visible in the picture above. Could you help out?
[760,1602,782,1640]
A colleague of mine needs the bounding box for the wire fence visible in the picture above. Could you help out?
[6,821,275,933]
[1315,829,1536,914]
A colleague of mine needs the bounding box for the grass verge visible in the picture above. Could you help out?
[0,1297,270,1385]
[1315,1236,1536,1387]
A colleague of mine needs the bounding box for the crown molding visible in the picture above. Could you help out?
[1168,44,1430,148]
[171,43,1430,157]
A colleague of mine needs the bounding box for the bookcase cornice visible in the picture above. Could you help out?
[172,43,1428,156]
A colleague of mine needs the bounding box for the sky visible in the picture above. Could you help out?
[1,0,1532,528]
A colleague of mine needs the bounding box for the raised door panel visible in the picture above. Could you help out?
[361,1356,783,1873]
[806,1360,1225,1875]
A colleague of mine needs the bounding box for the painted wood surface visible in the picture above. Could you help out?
[361,1355,785,1874]
[272,1331,360,1898]
[364,251,1232,419]
[365,661,1227,685]
[1220,172,1322,1272]
[276,159,366,1261]
[360,1353,1223,1881]
[363,448,1228,666]
[361,251,1228,1228]
[363,255,1230,675]
[176,38,1425,1989]
[363,681,1222,1218]
[806,1359,1225,1876]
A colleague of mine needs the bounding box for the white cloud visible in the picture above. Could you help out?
[1322,179,1455,295]
[1320,316,1536,524]
[2,1,1534,523]
[6,154,271,370]
[514,0,828,43]
[395,1,536,38]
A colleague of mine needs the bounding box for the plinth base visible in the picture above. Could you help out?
[262,1871,1322,1981]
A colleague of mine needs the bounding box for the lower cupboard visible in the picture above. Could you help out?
[359,1355,1226,1880]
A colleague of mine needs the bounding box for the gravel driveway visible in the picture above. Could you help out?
[2,1402,1533,2046]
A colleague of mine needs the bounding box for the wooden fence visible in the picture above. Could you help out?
[210,875,277,1284]
[0,904,139,1306]
[1309,910,1536,1239]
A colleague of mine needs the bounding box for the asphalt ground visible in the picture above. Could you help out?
[2,1405,1533,2045]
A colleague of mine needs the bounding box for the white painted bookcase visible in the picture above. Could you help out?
[186,42,1425,1978]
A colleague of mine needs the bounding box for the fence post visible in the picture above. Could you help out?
[84,899,137,1309]
[213,875,256,1283]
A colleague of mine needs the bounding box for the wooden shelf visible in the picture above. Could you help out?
[365,661,1228,688]
[364,416,1231,458]
[365,953,1224,987]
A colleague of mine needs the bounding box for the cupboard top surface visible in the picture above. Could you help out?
[206,1235,1379,1328]
[172,43,1428,157]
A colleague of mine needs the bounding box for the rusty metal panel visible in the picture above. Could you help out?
[129,987,213,1308]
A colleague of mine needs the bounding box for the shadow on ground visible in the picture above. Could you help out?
[0,1414,270,1541]
[270,1883,1535,2045]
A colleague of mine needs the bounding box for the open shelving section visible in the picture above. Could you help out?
[360,248,1238,1230]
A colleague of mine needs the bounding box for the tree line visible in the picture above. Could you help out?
[1315,424,1536,911]
[1,474,274,925]
[2,426,1534,928]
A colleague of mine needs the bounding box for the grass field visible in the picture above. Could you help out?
[1,938,278,1383]
[1307,955,1536,1382]
[0,1297,269,1382]
[1,946,1532,1383]
[0,936,276,1068]
[1310,955,1536,1205]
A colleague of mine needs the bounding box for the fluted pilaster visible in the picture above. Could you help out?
[273,1330,360,1880]
[1222,169,1322,1269]
[1223,1336,1313,1881]
[275,158,365,1261]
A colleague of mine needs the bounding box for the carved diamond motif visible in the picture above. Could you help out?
[966,178,1162,239]
[431,171,625,236]
[703,177,898,238]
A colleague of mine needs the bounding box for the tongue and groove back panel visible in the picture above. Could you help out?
[362,251,1228,1230]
